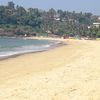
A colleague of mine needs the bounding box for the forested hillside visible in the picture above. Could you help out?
[0,2,100,38]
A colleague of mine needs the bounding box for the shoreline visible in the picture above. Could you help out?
[0,37,67,61]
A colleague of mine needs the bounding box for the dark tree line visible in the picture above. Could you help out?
[0,2,100,38]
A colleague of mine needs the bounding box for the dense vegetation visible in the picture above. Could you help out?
[0,2,100,38]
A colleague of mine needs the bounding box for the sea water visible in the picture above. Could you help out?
[0,37,56,58]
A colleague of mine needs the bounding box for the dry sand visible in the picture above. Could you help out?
[0,39,100,100]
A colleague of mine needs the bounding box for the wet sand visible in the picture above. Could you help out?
[0,39,100,100]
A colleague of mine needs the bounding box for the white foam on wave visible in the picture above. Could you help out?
[0,39,62,59]
[0,44,52,58]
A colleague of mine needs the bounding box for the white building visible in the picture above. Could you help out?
[93,23,100,28]
[88,26,91,29]
[98,17,100,20]
[54,17,60,21]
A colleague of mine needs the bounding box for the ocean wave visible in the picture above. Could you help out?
[0,38,62,59]
[0,44,52,58]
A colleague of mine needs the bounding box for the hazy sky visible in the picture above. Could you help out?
[0,0,100,15]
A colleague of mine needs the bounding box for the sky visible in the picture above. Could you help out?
[0,0,100,15]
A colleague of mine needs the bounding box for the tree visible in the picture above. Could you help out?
[0,2,97,38]
[8,1,15,9]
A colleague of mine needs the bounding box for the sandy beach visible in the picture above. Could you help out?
[0,38,100,100]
